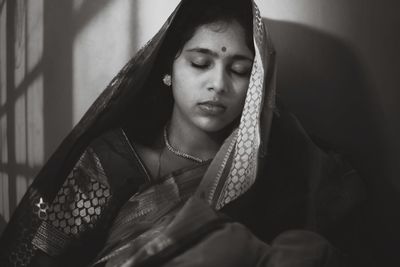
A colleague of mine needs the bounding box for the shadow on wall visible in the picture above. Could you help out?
[265,18,399,266]
[0,214,5,235]
[44,0,137,159]
[3,0,138,222]
[3,0,76,219]
[42,0,120,163]
[42,1,74,162]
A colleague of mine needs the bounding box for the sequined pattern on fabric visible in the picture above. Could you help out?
[7,188,42,267]
[32,148,112,256]
[45,171,110,236]
[9,232,37,267]
[215,2,265,209]
[8,214,38,266]
[32,222,73,257]
[46,149,110,235]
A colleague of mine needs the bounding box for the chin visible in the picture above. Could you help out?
[195,117,236,134]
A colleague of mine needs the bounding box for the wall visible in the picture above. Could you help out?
[1,0,399,264]
[258,0,400,265]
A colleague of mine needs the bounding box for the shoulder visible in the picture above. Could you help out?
[86,128,149,193]
[27,128,148,263]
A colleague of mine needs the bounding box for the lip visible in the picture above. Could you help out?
[197,100,227,115]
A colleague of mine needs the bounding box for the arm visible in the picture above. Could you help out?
[0,129,147,267]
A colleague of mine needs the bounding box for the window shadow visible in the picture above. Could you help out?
[42,0,74,158]
[72,0,114,34]
[0,0,5,13]
[2,0,139,224]
[0,213,6,235]
[5,0,17,214]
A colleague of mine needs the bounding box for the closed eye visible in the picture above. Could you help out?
[191,61,210,69]
[231,65,252,77]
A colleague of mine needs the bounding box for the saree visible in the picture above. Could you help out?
[0,0,365,266]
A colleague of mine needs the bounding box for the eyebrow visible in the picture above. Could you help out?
[186,47,253,62]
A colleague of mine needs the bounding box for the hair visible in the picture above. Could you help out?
[123,0,254,144]
[159,0,254,74]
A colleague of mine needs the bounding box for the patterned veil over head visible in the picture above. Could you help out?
[194,0,276,209]
[0,0,277,265]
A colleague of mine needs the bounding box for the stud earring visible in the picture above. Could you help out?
[162,74,172,87]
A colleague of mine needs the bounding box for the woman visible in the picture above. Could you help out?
[0,0,364,266]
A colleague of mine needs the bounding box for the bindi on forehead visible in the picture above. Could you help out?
[221,46,227,52]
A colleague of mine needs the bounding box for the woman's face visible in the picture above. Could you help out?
[171,20,254,133]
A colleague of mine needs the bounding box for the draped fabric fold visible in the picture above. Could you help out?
[0,0,365,266]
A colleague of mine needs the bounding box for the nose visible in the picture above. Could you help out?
[208,67,228,94]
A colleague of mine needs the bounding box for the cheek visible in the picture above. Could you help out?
[172,57,193,80]
[172,61,191,93]
[234,81,249,104]
[171,77,196,108]
[229,82,249,115]
[171,61,202,105]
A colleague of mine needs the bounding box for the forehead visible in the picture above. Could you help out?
[183,21,253,57]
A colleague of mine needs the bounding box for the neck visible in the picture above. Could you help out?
[168,114,228,161]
